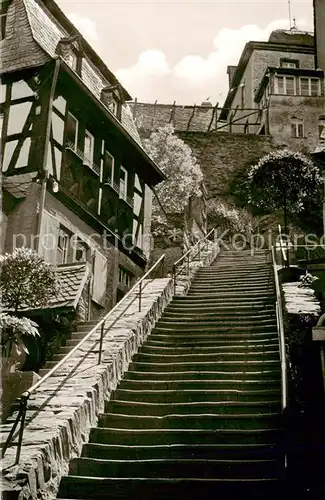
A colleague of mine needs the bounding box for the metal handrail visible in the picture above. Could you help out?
[271,246,288,413]
[2,254,165,464]
[172,228,216,293]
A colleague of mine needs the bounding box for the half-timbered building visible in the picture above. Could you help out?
[0,0,164,316]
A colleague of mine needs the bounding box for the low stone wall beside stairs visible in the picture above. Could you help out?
[1,278,173,500]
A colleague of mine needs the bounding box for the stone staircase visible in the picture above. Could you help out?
[57,250,285,499]
[39,319,101,377]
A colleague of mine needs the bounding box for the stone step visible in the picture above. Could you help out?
[165,304,275,314]
[140,342,279,354]
[82,442,282,461]
[129,359,280,374]
[133,351,280,363]
[151,325,277,333]
[104,400,281,416]
[163,308,275,317]
[57,475,286,500]
[156,319,277,328]
[89,427,282,446]
[171,296,275,305]
[97,412,281,430]
[149,332,279,342]
[125,369,281,381]
[112,387,280,403]
[118,378,280,392]
[68,456,281,479]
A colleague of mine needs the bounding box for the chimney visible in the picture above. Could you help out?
[227,65,237,89]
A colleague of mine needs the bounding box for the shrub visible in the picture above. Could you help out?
[0,248,59,312]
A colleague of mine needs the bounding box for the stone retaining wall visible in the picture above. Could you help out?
[1,278,173,499]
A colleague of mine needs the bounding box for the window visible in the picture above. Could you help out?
[66,113,78,150]
[291,119,304,138]
[108,97,119,116]
[280,59,298,69]
[72,239,88,262]
[275,76,296,95]
[240,82,246,109]
[299,77,320,96]
[118,267,133,287]
[104,151,114,185]
[119,166,128,200]
[66,52,78,71]
[57,228,70,264]
[0,13,6,40]
[84,130,94,167]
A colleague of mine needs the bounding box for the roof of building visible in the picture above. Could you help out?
[219,31,315,120]
[50,263,89,309]
[1,262,90,312]
[0,0,143,147]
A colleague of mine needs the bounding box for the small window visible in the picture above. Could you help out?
[275,76,296,95]
[66,52,78,71]
[0,13,6,41]
[84,130,94,167]
[299,77,320,96]
[66,113,78,150]
[72,239,88,262]
[57,228,70,264]
[280,59,298,69]
[310,78,320,96]
[240,82,246,109]
[118,267,133,287]
[104,151,114,185]
[109,97,119,116]
[300,77,310,96]
[119,166,128,200]
[285,77,295,95]
[291,119,304,138]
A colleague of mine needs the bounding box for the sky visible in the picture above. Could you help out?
[57,0,314,105]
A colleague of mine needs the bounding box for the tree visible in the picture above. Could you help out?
[143,125,203,223]
[247,149,321,232]
[0,248,59,312]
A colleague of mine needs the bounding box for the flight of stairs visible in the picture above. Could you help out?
[58,249,285,499]
[39,319,101,377]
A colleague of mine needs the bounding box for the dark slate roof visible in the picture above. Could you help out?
[48,263,89,309]
[0,0,142,145]
[2,263,89,312]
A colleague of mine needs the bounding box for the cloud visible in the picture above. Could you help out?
[115,18,313,105]
[68,12,100,43]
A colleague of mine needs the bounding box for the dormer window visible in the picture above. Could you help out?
[56,36,83,74]
[100,86,123,119]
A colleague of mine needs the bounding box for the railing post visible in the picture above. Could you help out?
[139,281,142,312]
[187,253,190,276]
[198,241,201,261]
[98,321,105,364]
[173,264,176,295]
[15,393,29,465]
